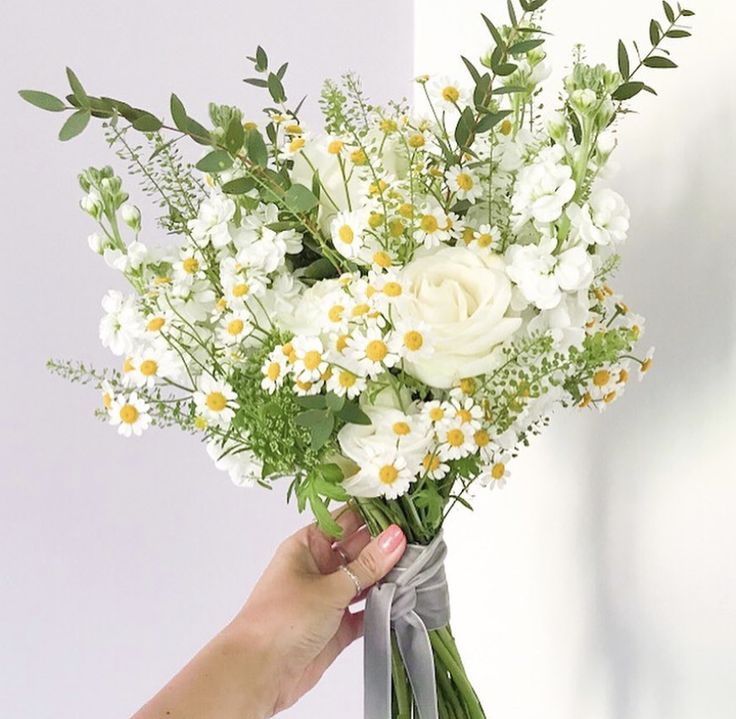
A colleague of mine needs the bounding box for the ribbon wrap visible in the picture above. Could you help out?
[364,532,449,719]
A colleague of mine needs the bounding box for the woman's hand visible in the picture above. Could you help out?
[132,509,407,719]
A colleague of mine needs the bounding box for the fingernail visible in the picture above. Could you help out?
[378,524,404,554]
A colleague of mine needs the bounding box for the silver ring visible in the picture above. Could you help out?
[339,564,362,597]
[334,545,350,566]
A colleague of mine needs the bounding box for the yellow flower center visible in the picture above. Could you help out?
[365,340,388,362]
[338,370,357,388]
[477,233,493,248]
[140,359,158,377]
[423,454,440,472]
[338,224,354,244]
[459,377,476,394]
[429,407,445,422]
[593,370,611,387]
[194,416,208,430]
[408,133,425,148]
[398,203,414,218]
[285,123,303,134]
[147,317,165,332]
[328,139,344,154]
[232,283,249,297]
[420,214,439,233]
[604,391,617,403]
[296,380,313,391]
[392,421,411,436]
[206,392,227,412]
[491,462,505,480]
[288,137,306,153]
[336,335,349,353]
[462,227,475,245]
[123,357,135,373]
[457,408,472,423]
[267,362,281,381]
[641,358,653,373]
[350,149,367,165]
[499,119,513,136]
[442,86,460,103]
[119,404,139,424]
[455,172,474,191]
[446,428,465,447]
[380,118,397,133]
[182,257,199,274]
[618,369,629,383]
[403,330,423,351]
[373,251,392,268]
[102,392,112,409]
[579,393,592,408]
[352,303,370,317]
[389,219,405,238]
[227,319,245,336]
[383,281,402,297]
[368,212,384,228]
[474,429,490,448]
[303,350,323,371]
[328,304,344,322]
[379,464,399,484]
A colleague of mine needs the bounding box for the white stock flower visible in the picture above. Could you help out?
[511,145,576,230]
[99,290,145,356]
[505,237,594,310]
[188,192,235,248]
[393,246,521,388]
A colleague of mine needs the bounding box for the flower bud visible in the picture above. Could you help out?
[87,232,103,254]
[570,88,597,113]
[80,189,103,219]
[596,130,617,157]
[547,112,568,143]
[121,204,142,231]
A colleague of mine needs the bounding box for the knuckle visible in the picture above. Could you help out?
[357,548,380,581]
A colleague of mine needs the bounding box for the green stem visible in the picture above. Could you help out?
[391,637,413,719]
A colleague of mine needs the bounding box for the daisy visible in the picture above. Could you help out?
[346,327,400,377]
[216,311,253,346]
[330,210,369,261]
[291,336,328,383]
[365,453,414,500]
[437,422,475,461]
[413,205,451,248]
[390,319,434,361]
[128,345,182,389]
[466,224,500,253]
[481,453,512,489]
[326,360,367,399]
[448,395,483,430]
[428,76,469,113]
[421,451,450,480]
[420,400,452,430]
[142,310,175,340]
[261,347,290,394]
[293,377,324,396]
[100,380,115,412]
[193,375,239,427]
[318,290,355,334]
[638,348,655,381]
[109,392,151,437]
[447,166,483,203]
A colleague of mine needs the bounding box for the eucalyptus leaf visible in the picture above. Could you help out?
[65,67,89,107]
[18,90,66,112]
[58,108,90,141]
[246,129,269,167]
[195,149,234,173]
[255,46,268,72]
[226,117,245,152]
[643,56,677,68]
[325,392,345,412]
[131,113,163,132]
[611,81,645,101]
[337,400,371,426]
[221,176,256,195]
[296,409,330,428]
[284,183,318,212]
[662,0,675,21]
[617,40,630,79]
[508,38,545,54]
[170,93,188,132]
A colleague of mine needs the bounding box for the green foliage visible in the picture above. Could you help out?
[18,90,66,112]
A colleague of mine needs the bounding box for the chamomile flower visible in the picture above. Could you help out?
[466,224,500,253]
[638,348,655,381]
[100,380,115,412]
[216,311,253,346]
[360,453,414,500]
[326,360,367,399]
[318,290,355,334]
[220,258,268,303]
[109,392,151,437]
[142,310,175,340]
[481,454,511,489]
[448,395,483,430]
[293,377,324,396]
[447,166,483,203]
[390,319,434,361]
[292,336,328,382]
[472,427,494,463]
[193,375,239,427]
[172,247,205,294]
[261,347,290,393]
[330,210,369,261]
[429,76,468,113]
[128,345,182,389]
[413,205,451,248]
[437,422,475,461]
[421,400,452,429]
[421,451,450,480]
[368,269,406,307]
[346,327,400,377]
[279,132,309,159]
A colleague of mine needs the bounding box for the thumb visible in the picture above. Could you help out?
[328,524,407,608]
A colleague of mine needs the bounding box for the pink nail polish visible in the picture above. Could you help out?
[378,524,404,554]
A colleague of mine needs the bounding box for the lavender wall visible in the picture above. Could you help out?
[0,3,412,717]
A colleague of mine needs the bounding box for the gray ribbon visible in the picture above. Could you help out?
[364,532,449,719]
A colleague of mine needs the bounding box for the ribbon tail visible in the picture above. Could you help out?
[394,611,439,719]
[364,582,397,719]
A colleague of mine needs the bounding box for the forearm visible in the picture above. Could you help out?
[131,620,276,719]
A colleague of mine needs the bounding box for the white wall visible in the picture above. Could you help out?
[0,3,412,718]
[416,2,736,717]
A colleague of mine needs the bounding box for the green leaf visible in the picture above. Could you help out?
[65,67,89,107]
[666,29,691,38]
[649,19,662,45]
[336,400,371,426]
[325,392,345,412]
[244,77,268,88]
[226,117,245,152]
[267,73,286,103]
[681,9,695,17]
[473,73,492,109]
[308,495,342,537]
[195,149,234,173]
[461,55,481,83]
[276,62,289,80]
[508,38,545,55]
[284,183,318,212]
[18,90,66,112]
[131,112,163,132]
[617,40,630,79]
[643,56,678,68]
[58,108,90,141]
[318,463,344,484]
[246,129,269,167]
[302,257,337,280]
[494,62,518,76]
[170,93,188,132]
[308,412,335,451]
[221,176,256,195]
[255,45,268,72]
[187,117,211,145]
[476,109,512,133]
[662,1,675,21]
[507,0,517,26]
[611,81,645,101]
[296,409,330,428]
[454,106,475,149]
[481,14,505,48]
[295,395,327,409]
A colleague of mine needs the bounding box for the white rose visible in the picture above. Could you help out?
[275,278,340,337]
[394,246,522,388]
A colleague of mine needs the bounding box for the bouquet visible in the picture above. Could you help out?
[21,1,694,716]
